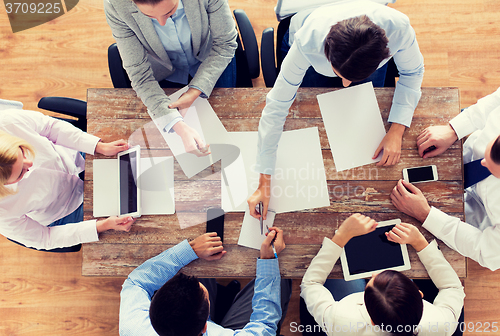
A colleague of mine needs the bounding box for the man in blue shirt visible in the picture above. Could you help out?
[119,228,290,335]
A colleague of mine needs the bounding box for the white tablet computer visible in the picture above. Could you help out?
[340,219,410,281]
[117,145,141,218]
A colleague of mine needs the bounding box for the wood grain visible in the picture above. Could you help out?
[82,87,465,279]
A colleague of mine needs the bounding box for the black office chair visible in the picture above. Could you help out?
[38,96,87,132]
[5,96,87,253]
[260,16,399,88]
[107,9,260,89]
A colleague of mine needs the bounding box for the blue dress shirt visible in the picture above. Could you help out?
[256,0,425,174]
[119,240,282,335]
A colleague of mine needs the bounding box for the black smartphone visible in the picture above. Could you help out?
[206,207,225,242]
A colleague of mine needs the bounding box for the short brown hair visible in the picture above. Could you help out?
[491,135,500,165]
[133,0,167,6]
[364,270,423,336]
[324,15,390,82]
[0,131,35,198]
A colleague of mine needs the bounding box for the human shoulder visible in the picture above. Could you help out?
[0,109,43,128]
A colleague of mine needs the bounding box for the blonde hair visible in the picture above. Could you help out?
[0,131,35,198]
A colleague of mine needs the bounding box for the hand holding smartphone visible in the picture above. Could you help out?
[206,207,225,242]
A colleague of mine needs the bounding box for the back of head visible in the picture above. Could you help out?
[364,270,423,336]
[132,0,165,6]
[324,15,390,82]
[0,131,35,198]
[491,135,500,165]
[149,272,209,336]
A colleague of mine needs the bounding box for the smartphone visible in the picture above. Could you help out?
[403,165,438,183]
[206,207,225,242]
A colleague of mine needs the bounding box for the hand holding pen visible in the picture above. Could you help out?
[260,227,286,260]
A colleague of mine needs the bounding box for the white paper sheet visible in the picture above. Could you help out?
[237,209,277,250]
[316,82,386,171]
[222,127,330,213]
[155,86,239,178]
[93,157,175,217]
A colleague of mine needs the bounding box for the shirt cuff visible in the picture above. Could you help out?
[322,236,344,253]
[256,258,280,278]
[449,111,476,140]
[422,206,448,234]
[82,219,99,243]
[174,239,200,264]
[86,136,101,155]
[188,85,208,99]
[416,239,439,261]
[255,157,276,175]
[164,116,183,133]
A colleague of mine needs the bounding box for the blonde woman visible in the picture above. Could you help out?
[0,107,135,250]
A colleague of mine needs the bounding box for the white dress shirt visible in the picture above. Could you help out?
[423,87,500,270]
[0,109,100,250]
[256,0,424,174]
[301,238,464,336]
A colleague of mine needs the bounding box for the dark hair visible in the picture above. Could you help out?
[364,270,423,336]
[149,272,209,336]
[491,135,500,165]
[324,15,390,82]
[133,0,167,6]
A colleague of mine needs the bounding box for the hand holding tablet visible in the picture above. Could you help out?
[386,222,429,252]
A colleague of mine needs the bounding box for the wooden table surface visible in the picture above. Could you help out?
[83,87,465,279]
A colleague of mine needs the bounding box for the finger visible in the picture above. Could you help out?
[205,232,218,238]
[209,235,222,242]
[209,245,224,255]
[206,250,226,261]
[416,130,426,142]
[390,192,402,209]
[396,179,411,195]
[392,183,403,198]
[262,201,269,220]
[392,226,407,237]
[385,231,397,243]
[401,179,420,194]
[262,229,276,246]
[368,219,378,232]
[416,132,430,147]
[247,199,261,219]
[377,151,389,166]
[387,230,402,241]
[373,143,383,160]
[210,240,223,248]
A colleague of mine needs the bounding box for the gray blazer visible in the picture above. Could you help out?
[104,0,238,125]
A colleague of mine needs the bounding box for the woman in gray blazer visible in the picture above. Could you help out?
[104,0,238,155]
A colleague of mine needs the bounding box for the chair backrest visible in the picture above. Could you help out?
[37,97,87,131]
[233,9,260,87]
[108,43,132,89]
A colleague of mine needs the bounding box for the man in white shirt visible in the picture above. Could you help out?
[390,87,500,270]
[248,0,424,219]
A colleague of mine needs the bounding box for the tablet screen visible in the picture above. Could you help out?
[344,225,404,275]
[119,151,138,215]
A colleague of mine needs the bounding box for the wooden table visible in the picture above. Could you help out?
[83,87,465,279]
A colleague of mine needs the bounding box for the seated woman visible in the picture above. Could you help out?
[301,214,465,336]
[104,0,238,156]
[0,107,135,250]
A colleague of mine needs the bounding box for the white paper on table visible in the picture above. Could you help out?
[238,209,277,250]
[316,82,386,172]
[93,157,175,217]
[222,127,330,213]
[155,86,239,178]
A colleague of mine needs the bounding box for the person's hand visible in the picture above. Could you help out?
[95,140,129,156]
[390,179,431,222]
[247,174,271,220]
[168,88,201,116]
[332,214,378,247]
[417,125,458,158]
[96,216,135,233]
[172,121,210,157]
[385,222,429,252]
[189,232,226,261]
[373,123,406,166]
[260,227,285,259]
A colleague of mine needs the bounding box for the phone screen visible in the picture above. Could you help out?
[407,166,435,183]
[119,151,138,215]
[207,208,225,242]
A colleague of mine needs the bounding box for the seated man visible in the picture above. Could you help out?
[248,0,425,220]
[119,229,291,336]
[391,87,500,270]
